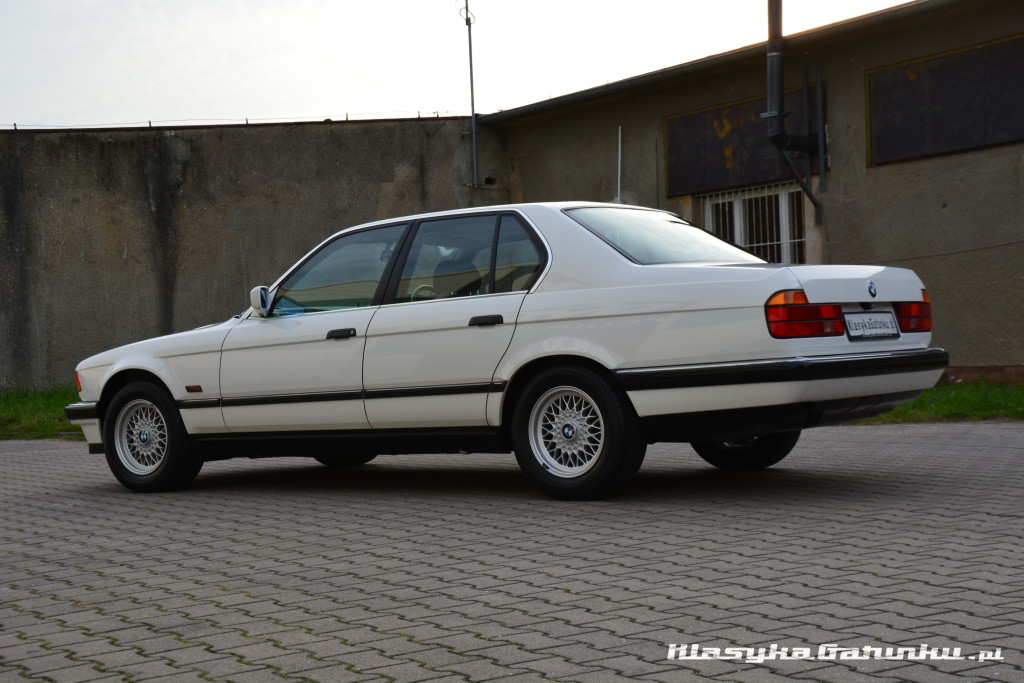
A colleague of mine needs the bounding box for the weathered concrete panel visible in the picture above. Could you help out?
[0,119,507,386]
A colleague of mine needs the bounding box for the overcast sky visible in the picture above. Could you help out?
[0,0,911,129]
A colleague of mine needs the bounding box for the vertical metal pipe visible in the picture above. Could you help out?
[465,0,478,187]
[765,0,784,141]
[617,125,622,203]
[802,61,811,190]
[816,61,827,192]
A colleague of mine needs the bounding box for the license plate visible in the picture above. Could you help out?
[845,312,900,339]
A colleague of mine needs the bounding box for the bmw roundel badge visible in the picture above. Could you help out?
[867,280,877,298]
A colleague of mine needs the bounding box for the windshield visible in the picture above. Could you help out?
[566,207,764,265]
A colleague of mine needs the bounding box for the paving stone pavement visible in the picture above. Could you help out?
[1,423,1022,683]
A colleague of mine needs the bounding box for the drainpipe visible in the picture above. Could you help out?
[763,0,824,223]
[764,0,816,154]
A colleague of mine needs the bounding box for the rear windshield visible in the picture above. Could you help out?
[565,207,764,265]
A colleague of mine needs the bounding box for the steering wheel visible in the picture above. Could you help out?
[411,284,437,299]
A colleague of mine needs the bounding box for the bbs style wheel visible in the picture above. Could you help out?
[513,366,646,500]
[691,430,801,471]
[103,381,202,492]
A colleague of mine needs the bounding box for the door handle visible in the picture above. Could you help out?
[468,315,504,327]
[326,328,357,340]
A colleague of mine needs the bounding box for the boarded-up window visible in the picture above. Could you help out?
[665,86,822,198]
[867,34,1024,165]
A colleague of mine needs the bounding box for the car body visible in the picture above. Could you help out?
[66,202,948,498]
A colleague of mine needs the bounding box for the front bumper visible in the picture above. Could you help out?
[65,402,103,452]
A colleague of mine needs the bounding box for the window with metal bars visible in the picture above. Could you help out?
[695,182,806,263]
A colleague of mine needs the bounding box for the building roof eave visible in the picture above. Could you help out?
[479,0,996,127]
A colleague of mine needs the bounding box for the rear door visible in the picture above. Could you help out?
[363,213,545,428]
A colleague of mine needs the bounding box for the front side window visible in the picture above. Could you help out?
[566,207,763,265]
[271,223,407,316]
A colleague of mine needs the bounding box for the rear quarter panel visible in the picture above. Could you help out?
[493,211,940,424]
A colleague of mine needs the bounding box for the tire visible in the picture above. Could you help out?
[512,366,646,500]
[691,430,801,471]
[103,381,203,492]
[314,452,377,467]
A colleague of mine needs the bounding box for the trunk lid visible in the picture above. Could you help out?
[785,265,924,303]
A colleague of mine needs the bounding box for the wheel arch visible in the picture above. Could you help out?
[98,370,174,428]
[498,355,637,439]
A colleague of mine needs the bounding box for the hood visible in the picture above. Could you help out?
[76,317,240,371]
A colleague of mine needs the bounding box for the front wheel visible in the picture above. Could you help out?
[103,381,203,492]
[513,366,646,500]
[690,430,801,471]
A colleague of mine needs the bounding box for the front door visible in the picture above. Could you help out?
[219,223,408,432]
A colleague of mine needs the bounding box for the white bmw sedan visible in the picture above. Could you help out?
[66,202,948,499]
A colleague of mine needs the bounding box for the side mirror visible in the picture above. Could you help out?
[249,286,271,318]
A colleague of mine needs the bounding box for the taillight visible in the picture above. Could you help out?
[766,290,845,338]
[894,290,932,332]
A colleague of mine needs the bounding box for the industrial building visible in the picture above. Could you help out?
[1,0,1020,385]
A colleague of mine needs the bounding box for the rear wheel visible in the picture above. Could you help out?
[314,452,377,467]
[691,430,801,470]
[103,381,203,492]
[513,366,646,500]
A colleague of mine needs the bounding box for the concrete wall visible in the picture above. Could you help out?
[485,0,1024,367]
[0,119,509,387]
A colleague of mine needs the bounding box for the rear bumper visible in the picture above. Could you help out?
[615,348,949,391]
[640,390,923,443]
[616,348,948,439]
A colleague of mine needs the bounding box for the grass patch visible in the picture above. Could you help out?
[0,385,83,440]
[857,380,1024,424]
[1,381,1021,440]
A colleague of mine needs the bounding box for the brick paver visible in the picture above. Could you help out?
[1,423,1021,681]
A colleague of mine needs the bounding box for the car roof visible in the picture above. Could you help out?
[337,201,673,235]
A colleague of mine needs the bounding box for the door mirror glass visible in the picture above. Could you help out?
[250,285,271,318]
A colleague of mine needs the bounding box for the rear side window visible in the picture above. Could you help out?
[566,206,763,265]
[494,214,544,293]
[395,215,496,302]
[391,213,545,303]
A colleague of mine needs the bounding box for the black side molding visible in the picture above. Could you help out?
[179,382,507,410]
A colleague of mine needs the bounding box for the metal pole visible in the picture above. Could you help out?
[765,0,784,142]
[816,61,827,193]
[617,125,622,203]
[465,0,478,188]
